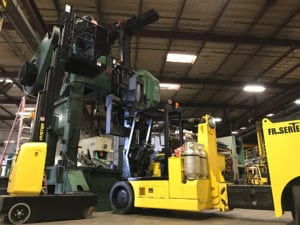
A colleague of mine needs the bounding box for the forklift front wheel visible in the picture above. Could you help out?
[8,203,31,224]
[291,186,300,225]
[110,181,134,214]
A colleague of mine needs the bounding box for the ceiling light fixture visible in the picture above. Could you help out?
[295,99,300,105]
[266,113,275,117]
[0,79,13,83]
[231,131,238,135]
[166,53,197,64]
[159,83,181,90]
[214,117,222,122]
[243,84,265,93]
[65,4,71,13]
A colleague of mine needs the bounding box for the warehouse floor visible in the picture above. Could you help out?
[28,209,292,225]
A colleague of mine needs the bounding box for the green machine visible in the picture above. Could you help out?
[0,5,159,224]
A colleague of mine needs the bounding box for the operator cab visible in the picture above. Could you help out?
[65,15,110,77]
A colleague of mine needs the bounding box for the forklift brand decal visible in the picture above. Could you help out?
[39,122,45,141]
[268,122,300,135]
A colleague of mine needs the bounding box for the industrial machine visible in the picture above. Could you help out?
[0,4,159,224]
[109,115,300,225]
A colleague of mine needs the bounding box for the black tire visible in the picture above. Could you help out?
[109,181,134,214]
[292,186,300,225]
[8,203,31,224]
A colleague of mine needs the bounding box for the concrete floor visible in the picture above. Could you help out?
[28,209,292,225]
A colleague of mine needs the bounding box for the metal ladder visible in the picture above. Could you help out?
[16,97,35,150]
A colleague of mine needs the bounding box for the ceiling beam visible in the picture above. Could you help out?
[2,21,14,30]
[160,77,295,89]
[185,0,229,71]
[0,98,36,104]
[138,29,300,48]
[95,0,103,24]
[52,0,61,19]
[209,6,300,123]
[0,69,16,78]
[0,105,14,117]
[3,69,293,90]
[186,1,275,117]
[0,115,15,120]
[0,30,27,62]
[219,83,300,136]
[178,102,252,110]
[3,21,300,48]
[0,68,23,90]
[0,120,12,128]
[0,100,249,122]
[4,0,40,52]
[0,80,19,105]
[157,0,187,80]
[21,0,48,38]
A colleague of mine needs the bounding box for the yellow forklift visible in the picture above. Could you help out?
[245,123,269,185]
[245,164,268,185]
[110,114,229,213]
[109,114,300,225]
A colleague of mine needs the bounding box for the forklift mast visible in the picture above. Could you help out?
[122,104,183,179]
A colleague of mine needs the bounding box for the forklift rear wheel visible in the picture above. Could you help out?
[8,203,31,224]
[110,181,134,214]
[291,186,300,225]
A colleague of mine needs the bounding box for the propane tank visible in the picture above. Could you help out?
[198,144,208,179]
[183,141,201,180]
